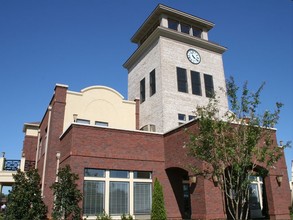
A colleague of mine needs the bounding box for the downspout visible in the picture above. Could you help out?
[35,130,41,168]
[41,106,52,197]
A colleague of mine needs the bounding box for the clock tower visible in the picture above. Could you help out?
[124,4,229,133]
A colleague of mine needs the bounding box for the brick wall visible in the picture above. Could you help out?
[22,135,38,161]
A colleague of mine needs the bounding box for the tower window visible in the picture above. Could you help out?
[181,23,190,34]
[178,113,186,121]
[192,26,202,38]
[168,19,179,31]
[204,74,214,98]
[150,69,156,96]
[191,71,202,96]
[140,78,146,103]
[177,67,188,93]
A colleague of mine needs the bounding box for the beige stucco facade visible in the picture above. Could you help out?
[63,85,136,131]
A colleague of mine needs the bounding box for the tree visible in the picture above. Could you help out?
[6,169,47,220]
[50,165,82,220]
[151,178,167,220]
[187,77,290,220]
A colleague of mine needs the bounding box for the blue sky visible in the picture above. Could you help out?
[0,0,292,180]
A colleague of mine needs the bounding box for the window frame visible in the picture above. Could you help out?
[140,78,146,103]
[83,169,152,218]
[204,74,214,98]
[95,121,109,127]
[76,118,90,124]
[191,71,202,96]
[177,67,188,93]
[149,69,156,97]
[168,19,179,31]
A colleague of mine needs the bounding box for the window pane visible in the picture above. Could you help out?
[84,168,105,177]
[150,69,156,96]
[204,74,214,98]
[178,114,186,121]
[95,121,108,127]
[110,170,129,178]
[177,67,188,93]
[134,183,151,214]
[76,119,90,124]
[140,78,146,103]
[192,26,202,38]
[134,171,152,179]
[188,115,196,121]
[191,71,202,96]
[168,19,178,30]
[83,181,105,215]
[181,23,190,34]
[110,182,129,215]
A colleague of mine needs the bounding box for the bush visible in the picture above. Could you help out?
[121,213,133,220]
[96,211,112,220]
[151,178,167,220]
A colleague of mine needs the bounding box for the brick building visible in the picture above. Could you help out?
[22,4,291,220]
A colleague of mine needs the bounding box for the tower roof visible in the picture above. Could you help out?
[131,4,214,44]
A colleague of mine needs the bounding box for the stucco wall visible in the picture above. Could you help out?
[63,86,136,131]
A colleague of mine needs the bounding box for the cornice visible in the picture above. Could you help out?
[124,26,227,70]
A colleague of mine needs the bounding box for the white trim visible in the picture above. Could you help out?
[83,170,152,219]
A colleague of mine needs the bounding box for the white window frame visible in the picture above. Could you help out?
[83,170,152,220]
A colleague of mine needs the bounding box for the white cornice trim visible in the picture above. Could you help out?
[124,26,227,70]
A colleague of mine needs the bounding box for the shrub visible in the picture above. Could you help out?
[121,213,133,220]
[151,178,167,220]
[96,211,112,220]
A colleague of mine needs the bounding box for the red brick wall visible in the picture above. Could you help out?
[163,121,291,219]
[29,85,291,219]
[35,85,67,217]
[164,122,226,219]
[22,135,38,161]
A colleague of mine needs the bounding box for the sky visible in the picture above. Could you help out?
[0,0,292,181]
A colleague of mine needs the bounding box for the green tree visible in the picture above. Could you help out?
[187,77,290,220]
[6,169,47,220]
[50,165,82,220]
[151,178,167,220]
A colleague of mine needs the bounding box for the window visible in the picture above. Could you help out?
[140,78,145,103]
[168,19,179,30]
[181,23,190,34]
[191,71,202,96]
[110,182,129,215]
[76,119,90,124]
[177,67,188,93]
[134,171,152,179]
[188,115,196,121]
[110,170,129,178]
[149,69,156,96]
[178,114,186,121]
[95,121,108,127]
[192,26,202,38]
[204,74,214,98]
[249,176,265,218]
[83,169,152,217]
[85,168,105,177]
[134,183,152,214]
[83,181,105,215]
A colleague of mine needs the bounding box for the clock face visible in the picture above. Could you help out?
[187,49,201,64]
